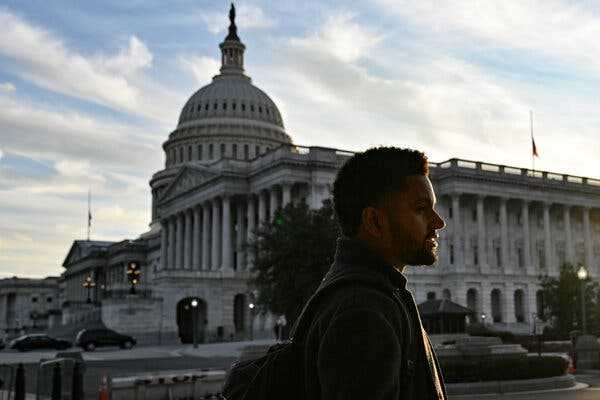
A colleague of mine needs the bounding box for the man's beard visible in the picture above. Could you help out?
[393,229,437,266]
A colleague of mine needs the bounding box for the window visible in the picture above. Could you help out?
[517,211,522,225]
[188,146,192,161]
[242,103,246,111]
[213,102,218,110]
[474,245,479,266]
[518,248,524,268]
[495,211,500,223]
[256,145,260,156]
[233,103,237,110]
[450,245,454,265]
[496,246,502,267]
[47,297,53,303]
[209,144,214,159]
[427,292,436,300]
[538,247,545,268]
[244,144,249,160]
[448,207,453,219]
[220,143,226,157]
[250,104,255,112]
[179,147,183,163]
[223,102,227,110]
[31,297,38,303]
[233,144,238,159]
[259,106,262,113]
[205,103,209,111]
[471,208,477,222]
[198,145,203,160]
[197,104,201,112]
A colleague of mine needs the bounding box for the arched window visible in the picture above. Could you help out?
[220,143,226,158]
[514,289,525,322]
[198,144,203,160]
[232,144,238,159]
[209,144,214,159]
[255,145,260,156]
[427,291,436,300]
[467,288,478,321]
[491,289,502,322]
[244,144,249,160]
[179,147,183,163]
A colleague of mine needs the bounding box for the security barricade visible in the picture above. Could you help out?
[109,369,226,400]
[36,357,84,400]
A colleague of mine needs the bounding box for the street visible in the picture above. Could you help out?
[2,341,599,400]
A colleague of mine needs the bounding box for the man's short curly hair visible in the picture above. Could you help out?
[333,146,429,237]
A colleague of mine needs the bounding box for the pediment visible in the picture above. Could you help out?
[159,166,217,204]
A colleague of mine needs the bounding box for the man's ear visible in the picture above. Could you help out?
[361,206,385,238]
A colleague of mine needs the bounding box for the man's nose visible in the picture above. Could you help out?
[433,210,445,230]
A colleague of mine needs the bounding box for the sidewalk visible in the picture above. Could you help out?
[177,338,276,358]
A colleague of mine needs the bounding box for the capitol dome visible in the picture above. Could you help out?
[163,6,291,168]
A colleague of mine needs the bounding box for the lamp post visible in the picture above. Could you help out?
[577,265,588,334]
[248,302,255,341]
[82,275,95,304]
[191,299,198,349]
[126,261,141,295]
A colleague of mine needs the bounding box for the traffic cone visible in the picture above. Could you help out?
[98,373,109,400]
[567,357,576,374]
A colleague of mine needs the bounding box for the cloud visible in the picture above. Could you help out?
[373,0,600,74]
[0,82,15,93]
[178,55,220,85]
[202,4,275,34]
[289,11,382,63]
[0,11,180,123]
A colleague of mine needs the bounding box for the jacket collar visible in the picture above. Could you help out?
[331,237,407,290]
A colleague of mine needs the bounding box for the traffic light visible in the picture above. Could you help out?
[126,261,141,294]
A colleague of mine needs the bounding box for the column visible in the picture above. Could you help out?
[477,195,487,273]
[246,195,256,270]
[222,195,233,270]
[522,201,533,275]
[282,183,292,208]
[499,197,510,274]
[258,190,267,226]
[564,205,574,263]
[236,201,245,270]
[503,283,516,324]
[169,217,176,270]
[202,203,210,270]
[309,184,322,209]
[176,214,183,269]
[184,210,192,269]
[451,194,464,271]
[543,202,554,275]
[160,220,168,270]
[193,207,201,270]
[269,186,278,219]
[583,207,594,276]
[212,199,221,270]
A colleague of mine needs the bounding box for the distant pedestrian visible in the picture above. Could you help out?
[301,147,447,399]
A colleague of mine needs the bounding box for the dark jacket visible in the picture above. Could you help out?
[301,238,447,400]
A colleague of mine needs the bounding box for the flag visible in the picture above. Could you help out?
[532,137,539,158]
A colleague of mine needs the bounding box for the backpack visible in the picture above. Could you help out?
[222,271,418,400]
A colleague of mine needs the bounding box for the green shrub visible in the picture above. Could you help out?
[466,323,516,343]
[439,356,567,383]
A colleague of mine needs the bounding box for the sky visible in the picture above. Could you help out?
[1,0,600,278]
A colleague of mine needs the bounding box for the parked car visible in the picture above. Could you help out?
[9,334,71,352]
[0,338,5,350]
[75,328,136,351]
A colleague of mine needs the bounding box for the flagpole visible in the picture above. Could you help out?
[530,110,535,172]
[87,188,91,241]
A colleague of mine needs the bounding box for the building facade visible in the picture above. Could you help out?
[0,277,60,337]
[53,9,600,342]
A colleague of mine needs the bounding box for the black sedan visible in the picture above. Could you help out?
[9,334,71,352]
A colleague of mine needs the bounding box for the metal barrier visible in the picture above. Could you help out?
[36,357,84,400]
[109,369,226,400]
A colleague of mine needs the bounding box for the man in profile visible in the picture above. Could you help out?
[302,147,447,399]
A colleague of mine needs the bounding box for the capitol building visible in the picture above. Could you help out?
[1,8,599,343]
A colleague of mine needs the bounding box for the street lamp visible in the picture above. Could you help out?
[248,302,255,340]
[191,299,198,349]
[126,261,141,294]
[82,275,95,304]
[481,313,486,324]
[577,265,588,333]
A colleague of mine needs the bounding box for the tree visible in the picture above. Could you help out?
[539,263,599,338]
[249,200,339,327]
